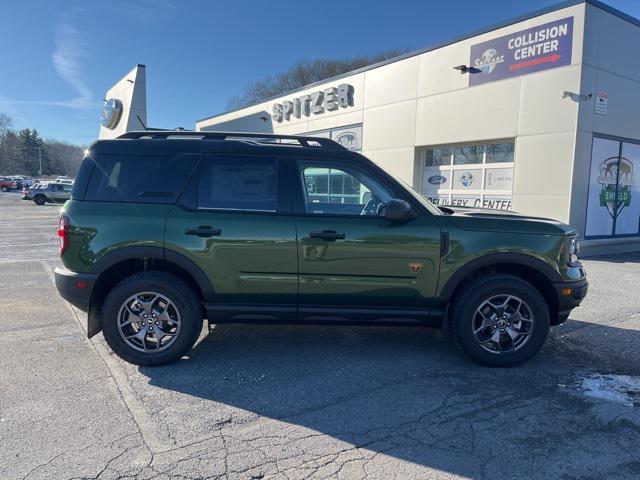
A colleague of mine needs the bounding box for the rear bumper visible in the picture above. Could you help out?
[552,278,588,325]
[54,267,97,311]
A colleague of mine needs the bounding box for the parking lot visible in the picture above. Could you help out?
[1,191,639,480]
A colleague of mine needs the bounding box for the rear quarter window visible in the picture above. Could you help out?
[84,154,199,203]
[71,157,96,200]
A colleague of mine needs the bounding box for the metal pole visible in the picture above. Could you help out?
[38,148,42,176]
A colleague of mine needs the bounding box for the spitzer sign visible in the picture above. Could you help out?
[469,17,573,86]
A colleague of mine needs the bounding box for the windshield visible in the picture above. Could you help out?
[392,175,443,216]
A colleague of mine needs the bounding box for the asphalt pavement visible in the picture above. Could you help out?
[1,192,639,480]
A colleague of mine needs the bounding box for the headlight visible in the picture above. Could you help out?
[566,236,580,265]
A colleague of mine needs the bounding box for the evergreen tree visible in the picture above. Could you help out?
[16,129,48,176]
[0,113,85,176]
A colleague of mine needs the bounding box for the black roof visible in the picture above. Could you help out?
[90,130,359,159]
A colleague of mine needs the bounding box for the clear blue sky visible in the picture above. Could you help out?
[1,0,639,146]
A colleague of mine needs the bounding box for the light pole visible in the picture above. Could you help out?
[36,147,42,176]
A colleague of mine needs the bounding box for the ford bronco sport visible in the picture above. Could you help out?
[55,131,588,367]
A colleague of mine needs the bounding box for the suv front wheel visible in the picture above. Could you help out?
[450,274,550,367]
[101,272,203,366]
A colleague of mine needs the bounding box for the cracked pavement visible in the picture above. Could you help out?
[1,193,639,480]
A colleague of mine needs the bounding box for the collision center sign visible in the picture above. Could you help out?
[469,17,573,86]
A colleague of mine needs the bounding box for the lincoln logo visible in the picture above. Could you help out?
[408,262,423,273]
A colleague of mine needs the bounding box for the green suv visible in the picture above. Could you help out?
[54,131,587,367]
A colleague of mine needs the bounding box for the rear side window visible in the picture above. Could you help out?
[85,154,198,203]
[185,156,277,211]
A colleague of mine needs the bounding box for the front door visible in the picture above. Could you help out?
[289,158,441,323]
[165,154,298,321]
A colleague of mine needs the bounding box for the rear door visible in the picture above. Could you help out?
[61,183,72,201]
[165,154,298,321]
[49,183,67,202]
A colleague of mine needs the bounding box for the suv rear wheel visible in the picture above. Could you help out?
[34,194,46,206]
[101,272,203,366]
[450,274,550,367]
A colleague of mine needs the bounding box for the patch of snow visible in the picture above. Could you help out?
[579,374,640,407]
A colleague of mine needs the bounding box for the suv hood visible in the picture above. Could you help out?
[440,207,576,236]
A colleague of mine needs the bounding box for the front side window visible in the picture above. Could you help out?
[195,156,277,211]
[300,164,393,216]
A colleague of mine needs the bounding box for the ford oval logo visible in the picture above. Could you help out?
[101,98,123,130]
[428,175,447,185]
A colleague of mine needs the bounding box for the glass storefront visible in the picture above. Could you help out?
[421,141,515,211]
[585,136,640,238]
[307,124,363,152]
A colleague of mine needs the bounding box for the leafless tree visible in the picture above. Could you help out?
[0,113,12,143]
[46,139,86,176]
[227,49,409,109]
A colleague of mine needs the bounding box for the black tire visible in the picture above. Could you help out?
[101,271,203,366]
[34,194,46,205]
[450,274,550,367]
[1,186,7,192]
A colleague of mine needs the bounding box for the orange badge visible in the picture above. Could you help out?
[408,262,423,273]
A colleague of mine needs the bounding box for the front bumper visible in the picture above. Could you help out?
[54,267,97,311]
[552,277,588,325]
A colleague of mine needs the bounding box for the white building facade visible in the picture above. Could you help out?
[194,0,640,255]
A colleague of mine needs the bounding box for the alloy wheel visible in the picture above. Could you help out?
[472,295,534,354]
[117,291,182,353]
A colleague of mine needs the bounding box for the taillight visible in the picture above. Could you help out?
[57,215,69,255]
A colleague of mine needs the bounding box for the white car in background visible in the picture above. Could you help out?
[54,177,74,186]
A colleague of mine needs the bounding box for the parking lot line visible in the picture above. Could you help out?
[0,257,59,263]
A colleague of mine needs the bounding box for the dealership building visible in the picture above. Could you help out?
[102,0,640,255]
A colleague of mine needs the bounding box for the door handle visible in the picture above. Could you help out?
[185,226,221,237]
[309,230,346,241]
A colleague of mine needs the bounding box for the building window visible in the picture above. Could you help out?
[585,136,640,238]
[306,124,362,152]
[425,147,452,167]
[421,141,515,211]
[454,146,484,165]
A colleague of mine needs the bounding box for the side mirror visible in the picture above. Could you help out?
[381,198,415,222]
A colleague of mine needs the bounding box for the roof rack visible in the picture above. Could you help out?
[117,130,348,151]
